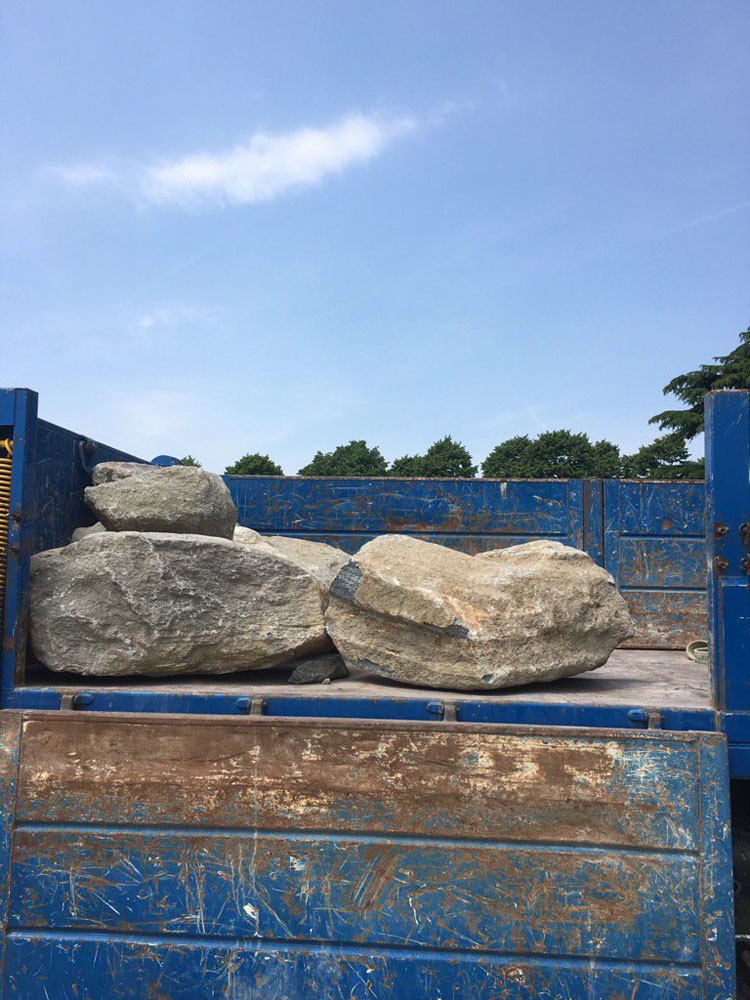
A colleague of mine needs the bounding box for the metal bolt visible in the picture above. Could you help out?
[628,708,649,726]
[740,522,750,543]
[714,523,729,538]
[426,701,444,717]
[715,555,729,572]
[71,692,95,709]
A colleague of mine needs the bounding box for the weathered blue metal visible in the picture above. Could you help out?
[0,713,736,998]
[706,389,750,712]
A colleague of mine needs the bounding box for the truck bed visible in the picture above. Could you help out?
[22,648,710,709]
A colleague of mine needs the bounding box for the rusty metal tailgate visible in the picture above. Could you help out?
[0,712,735,999]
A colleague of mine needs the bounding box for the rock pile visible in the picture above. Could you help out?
[30,462,341,677]
[29,461,634,688]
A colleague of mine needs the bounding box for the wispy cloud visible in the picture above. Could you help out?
[43,112,418,209]
[41,163,118,187]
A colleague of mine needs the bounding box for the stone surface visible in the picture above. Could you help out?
[85,465,237,539]
[30,531,332,677]
[71,522,106,542]
[326,535,635,690]
[91,462,161,486]
[288,653,349,685]
[234,529,348,589]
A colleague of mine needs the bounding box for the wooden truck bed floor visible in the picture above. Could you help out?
[22,648,710,709]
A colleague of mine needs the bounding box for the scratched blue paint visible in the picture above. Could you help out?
[8,830,702,961]
[706,390,750,713]
[3,934,704,1000]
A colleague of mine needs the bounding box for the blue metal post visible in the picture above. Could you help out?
[0,389,38,702]
[706,389,750,711]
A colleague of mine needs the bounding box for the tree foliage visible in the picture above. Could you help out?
[225,453,284,476]
[482,430,622,479]
[622,433,705,480]
[298,440,388,477]
[390,436,477,478]
[180,455,202,467]
[650,325,750,440]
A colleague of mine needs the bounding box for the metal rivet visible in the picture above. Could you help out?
[426,701,444,716]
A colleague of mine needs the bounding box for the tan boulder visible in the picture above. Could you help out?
[325,535,634,690]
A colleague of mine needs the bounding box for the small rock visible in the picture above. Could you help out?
[85,465,237,539]
[288,653,349,685]
[71,522,107,542]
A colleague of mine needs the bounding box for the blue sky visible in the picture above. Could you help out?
[2,2,748,473]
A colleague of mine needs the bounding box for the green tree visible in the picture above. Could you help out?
[482,430,622,478]
[225,453,284,476]
[298,440,388,477]
[419,435,477,477]
[650,325,750,440]
[389,454,424,477]
[180,455,202,467]
[622,433,705,480]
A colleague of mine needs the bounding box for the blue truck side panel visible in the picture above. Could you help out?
[0,714,736,999]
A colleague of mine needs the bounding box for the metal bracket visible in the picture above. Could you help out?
[235,696,266,716]
[628,707,661,729]
[60,691,95,711]
[426,701,458,722]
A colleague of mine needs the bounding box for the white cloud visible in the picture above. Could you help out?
[142,113,417,207]
[42,112,418,209]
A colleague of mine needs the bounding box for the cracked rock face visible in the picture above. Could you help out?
[30,531,332,676]
[85,464,237,539]
[325,535,634,690]
[233,526,349,589]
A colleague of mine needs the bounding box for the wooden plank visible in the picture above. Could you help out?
[621,591,707,649]
[229,478,579,536]
[17,716,700,849]
[9,829,700,962]
[2,935,704,1000]
[618,537,705,590]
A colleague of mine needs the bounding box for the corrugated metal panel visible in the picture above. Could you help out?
[0,712,735,998]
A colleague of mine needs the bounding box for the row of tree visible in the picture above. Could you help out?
[184,325,748,479]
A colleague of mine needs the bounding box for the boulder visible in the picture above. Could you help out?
[85,465,237,539]
[325,535,634,690]
[234,529,348,589]
[71,522,107,542]
[91,461,160,485]
[30,531,332,677]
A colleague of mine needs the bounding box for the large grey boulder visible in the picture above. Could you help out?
[91,462,160,486]
[325,535,634,690]
[85,465,237,539]
[233,527,348,589]
[30,532,332,676]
